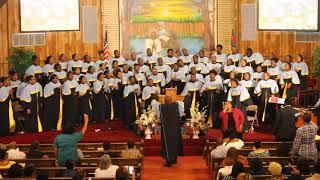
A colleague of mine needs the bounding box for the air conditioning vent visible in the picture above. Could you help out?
[12,33,46,47]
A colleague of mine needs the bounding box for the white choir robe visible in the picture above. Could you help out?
[139,65,152,76]
[25,65,43,76]
[163,56,178,66]
[82,62,95,73]
[204,75,224,85]
[179,54,193,64]
[141,54,158,65]
[227,86,251,102]
[267,66,281,79]
[206,63,223,74]
[10,80,21,89]
[243,52,264,65]
[262,59,271,68]
[239,80,255,89]
[67,60,84,72]
[59,62,68,70]
[52,71,67,80]
[142,86,160,100]
[155,65,172,83]
[200,79,223,93]
[44,82,62,98]
[235,66,254,80]
[252,72,265,81]
[42,64,55,76]
[94,59,107,71]
[214,53,228,65]
[135,73,147,87]
[16,82,28,99]
[223,65,236,74]
[189,63,207,74]
[223,79,232,93]
[171,70,187,82]
[179,66,190,75]
[254,79,279,95]
[86,73,97,85]
[75,83,91,96]
[186,74,204,83]
[292,62,309,76]
[181,81,203,96]
[125,60,138,69]
[279,70,300,85]
[148,73,166,87]
[227,53,242,66]
[122,71,134,85]
[123,84,141,97]
[62,80,79,95]
[109,57,125,68]
[199,56,209,64]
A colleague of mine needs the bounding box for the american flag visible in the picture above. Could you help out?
[103,30,110,60]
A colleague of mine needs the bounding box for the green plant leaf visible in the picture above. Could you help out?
[7,48,35,77]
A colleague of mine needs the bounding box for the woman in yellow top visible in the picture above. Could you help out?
[0,149,16,169]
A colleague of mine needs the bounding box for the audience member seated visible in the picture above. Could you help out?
[7,141,26,160]
[306,161,320,179]
[6,163,24,178]
[286,159,311,180]
[53,118,88,166]
[95,154,119,178]
[26,140,48,159]
[217,157,234,180]
[121,139,142,158]
[248,158,267,175]
[116,166,133,180]
[63,159,80,177]
[248,141,270,157]
[222,129,244,150]
[211,137,228,159]
[268,162,285,180]
[222,161,245,180]
[0,149,16,169]
[290,112,318,162]
[221,147,248,166]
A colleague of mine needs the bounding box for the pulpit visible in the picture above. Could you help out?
[159,88,184,104]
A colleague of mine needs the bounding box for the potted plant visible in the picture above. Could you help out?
[8,48,35,77]
[313,46,320,76]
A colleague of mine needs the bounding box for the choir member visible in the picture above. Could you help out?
[177,59,189,75]
[163,49,178,66]
[186,67,204,83]
[200,70,223,128]
[169,63,186,94]
[235,59,254,80]
[95,50,107,72]
[179,48,193,65]
[112,70,125,120]
[20,75,43,133]
[9,71,21,101]
[58,54,68,71]
[96,62,107,74]
[223,72,236,94]
[227,47,242,67]
[279,62,300,103]
[109,50,125,68]
[214,44,227,65]
[122,64,134,85]
[73,67,82,82]
[261,53,277,72]
[16,75,28,100]
[227,79,252,130]
[43,74,62,130]
[67,54,83,72]
[0,77,15,136]
[182,74,203,118]
[133,64,147,88]
[123,76,141,129]
[52,64,67,82]
[148,67,166,92]
[155,57,172,84]
[252,65,265,82]
[240,73,255,96]
[243,48,264,68]
[42,56,55,76]
[138,58,151,76]
[93,73,107,123]
[142,79,160,109]
[104,71,115,120]
[76,75,92,123]
[142,48,158,69]
[292,54,309,90]
[254,72,279,124]
[82,55,95,73]
[221,58,236,79]
[206,55,222,74]
[126,52,138,70]
[86,66,97,87]
[199,50,209,64]
[62,72,79,127]
[25,55,43,77]
[267,59,281,81]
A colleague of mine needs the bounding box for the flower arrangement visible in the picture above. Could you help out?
[135,106,159,129]
[185,103,208,138]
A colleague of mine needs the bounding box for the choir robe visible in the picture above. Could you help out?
[292,62,309,90]
[16,82,28,100]
[20,83,43,133]
[135,72,147,89]
[179,65,190,75]
[163,56,178,66]
[82,62,95,73]
[148,73,166,89]
[181,81,203,118]
[62,79,79,126]
[200,79,224,128]
[221,65,236,79]
[139,65,152,76]
[155,65,172,83]
[227,53,242,67]
[59,61,68,71]
[206,63,222,74]
[104,78,115,120]
[240,80,256,103]
[25,65,43,76]
[142,54,158,69]
[93,80,107,123]
[204,75,224,85]
[123,84,141,129]
[52,71,67,81]
[43,82,62,130]
[267,66,281,81]
[215,53,228,65]
[42,64,55,76]
[10,80,21,101]
[142,86,160,109]
[254,79,279,123]
[186,74,204,83]
[76,83,92,122]
[67,60,83,72]
[235,66,254,80]
[94,59,107,71]
[227,86,252,130]
[125,59,137,70]
[223,79,232,96]
[199,56,209,64]
[86,72,97,87]
[189,63,207,74]
[261,60,271,72]
[169,70,186,94]
[279,70,300,103]
[109,57,125,68]
[179,54,193,65]
[122,71,134,86]
[243,52,264,68]
[111,78,125,119]
[0,86,15,136]
[252,72,264,82]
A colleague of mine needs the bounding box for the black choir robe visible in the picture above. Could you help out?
[181,81,202,119]
[93,80,107,123]
[123,84,141,130]
[0,86,15,136]
[112,78,125,120]
[273,105,298,141]
[76,83,92,122]
[160,103,183,163]
[43,82,62,130]
[62,80,79,127]
[279,70,300,104]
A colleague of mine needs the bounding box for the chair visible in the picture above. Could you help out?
[246,105,258,127]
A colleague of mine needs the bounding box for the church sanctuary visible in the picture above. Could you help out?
[1,0,320,179]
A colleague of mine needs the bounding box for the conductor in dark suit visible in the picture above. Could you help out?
[273,102,299,141]
[160,96,183,167]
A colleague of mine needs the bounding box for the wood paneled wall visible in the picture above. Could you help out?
[237,0,320,74]
[0,0,102,76]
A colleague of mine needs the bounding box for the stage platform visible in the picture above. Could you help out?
[0,121,275,156]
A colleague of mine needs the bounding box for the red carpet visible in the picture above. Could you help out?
[0,121,275,156]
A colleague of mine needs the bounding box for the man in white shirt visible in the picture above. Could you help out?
[211,138,228,159]
[7,141,26,160]
[217,157,234,180]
